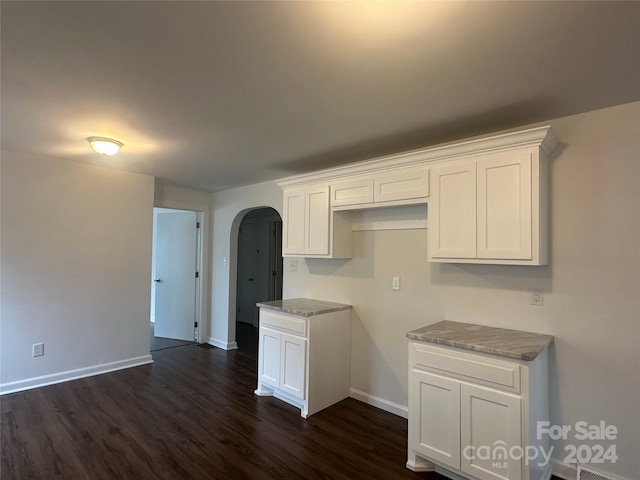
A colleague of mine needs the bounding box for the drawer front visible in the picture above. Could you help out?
[411,343,520,393]
[374,167,429,202]
[331,177,374,206]
[260,310,307,337]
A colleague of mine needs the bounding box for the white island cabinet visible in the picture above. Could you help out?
[407,321,553,480]
[255,298,352,418]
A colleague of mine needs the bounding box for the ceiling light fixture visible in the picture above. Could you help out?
[87,136,123,156]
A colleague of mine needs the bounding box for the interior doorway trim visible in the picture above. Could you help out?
[153,200,209,345]
[221,206,283,350]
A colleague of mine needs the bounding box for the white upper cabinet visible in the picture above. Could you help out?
[282,184,351,258]
[278,126,555,264]
[282,188,306,255]
[429,161,477,259]
[331,177,374,207]
[476,150,533,261]
[330,166,430,209]
[373,166,429,203]
[304,185,330,255]
[429,144,549,265]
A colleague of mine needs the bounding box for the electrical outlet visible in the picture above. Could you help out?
[392,276,401,291]
[32,343,44,357]
[289,259,298,271]
[530,289,544,306]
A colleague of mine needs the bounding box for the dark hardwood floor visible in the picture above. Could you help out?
[2,324,563,479]
[1,323,445,480]
[150,322,196,351]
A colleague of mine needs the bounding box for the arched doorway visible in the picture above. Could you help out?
[234,207,283,353]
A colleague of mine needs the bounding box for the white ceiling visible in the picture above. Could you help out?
[2,1,639,192]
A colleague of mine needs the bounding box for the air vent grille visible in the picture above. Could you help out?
[577,466,615,480]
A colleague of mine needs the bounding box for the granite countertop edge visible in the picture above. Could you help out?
[407,321,554,361]
[257,298,352,317]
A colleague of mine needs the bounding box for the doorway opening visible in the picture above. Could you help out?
[235,207,283,354]
[150,207,203,352]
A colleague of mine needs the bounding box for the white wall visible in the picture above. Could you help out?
[154,181,212,210]
[209,181,282,349]
[282,102,640,480]
[0,152,155,393]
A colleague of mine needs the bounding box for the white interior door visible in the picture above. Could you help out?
[154,210,197,341]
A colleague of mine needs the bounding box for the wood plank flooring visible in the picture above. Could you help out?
[1,325,562,479]
[1,325,445,480]
[150,322,196,351]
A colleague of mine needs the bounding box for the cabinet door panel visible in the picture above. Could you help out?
[305,186,330,255]
[282,189,305,255]
[374,167,429,202]
[477,152,532,260]
[331,177,374,206]
[429,162,477,259]
[460,384,522,480]
[259,328,281,388]
[408,370,461,470]
[280,333,306,399]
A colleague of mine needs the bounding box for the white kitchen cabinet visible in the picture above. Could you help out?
[258,327,306,399]
[255,304,351,418]
[461,383,523,480]
[409,369,461,470]
[331,177,374,207]
[278,126,555,265]
[329,166,429,210]
[428,160,477,259]
[407,341,550,480]
[373,166,429,203]
[282,185,351,258]
[428,146,548,265]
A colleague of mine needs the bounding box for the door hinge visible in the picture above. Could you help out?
[195,271,199,278]
[194,321,198,328]
[196,222,200,229]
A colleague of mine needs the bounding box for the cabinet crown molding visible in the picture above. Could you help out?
[277,126,556,189]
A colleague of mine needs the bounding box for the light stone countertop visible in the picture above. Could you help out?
[407,320,553,361]
[257,298,352,317]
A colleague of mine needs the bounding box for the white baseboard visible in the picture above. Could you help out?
[207,337,238,350]
[0,355,154,395]
[349,388,408,418]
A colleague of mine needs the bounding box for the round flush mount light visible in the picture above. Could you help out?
[87,136,123,156]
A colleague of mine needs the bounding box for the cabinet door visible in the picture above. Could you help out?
[331,177,374,207]
[280,333,306,399]
[408,369,461,470]
[259,328,281,388]
[428,161,477,259]
[282,188,306,255]
[374,167,429,203]
[305,186,330,255]
[460,383,522,480]
[477,151,532,260]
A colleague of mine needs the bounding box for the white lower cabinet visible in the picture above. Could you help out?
[407,342,550,480]
[255,307,351,418]
[259,327,306,399]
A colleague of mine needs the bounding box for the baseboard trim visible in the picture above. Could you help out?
[207,337,238,350]
[349,388,408,418]
[550,458,576,480]
[0,355,154,395]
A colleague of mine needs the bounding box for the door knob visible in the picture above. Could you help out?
[154,278,162,283]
